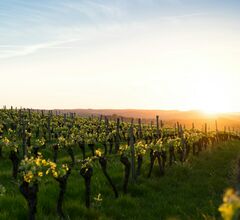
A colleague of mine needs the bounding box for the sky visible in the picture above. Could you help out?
[0,0,240,112]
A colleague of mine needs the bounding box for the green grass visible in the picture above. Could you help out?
[0,141,240,220]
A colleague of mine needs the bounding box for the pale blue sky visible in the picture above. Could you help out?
[0,1,240,112]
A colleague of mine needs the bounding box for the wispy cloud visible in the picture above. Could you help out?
[160,12,206,23]
[0,39,80,59]
[61,1,123,19]
[0,0,224,60]
[163,12,206,20]
[0,9,206,60]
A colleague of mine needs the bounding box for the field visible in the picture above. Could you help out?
[1,140,240,220]
[0,109,240,220]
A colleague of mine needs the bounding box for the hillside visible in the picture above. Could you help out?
[52,109,240,130]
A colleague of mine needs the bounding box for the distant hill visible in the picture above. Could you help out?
[54,109,201,119]
[52,109,240,130]
[53,108,239,120]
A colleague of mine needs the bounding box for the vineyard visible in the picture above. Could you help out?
[0,108,240,220]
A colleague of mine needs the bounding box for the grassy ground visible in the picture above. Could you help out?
[0,140,240,220]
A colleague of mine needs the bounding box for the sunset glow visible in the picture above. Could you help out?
[0,1,240,113]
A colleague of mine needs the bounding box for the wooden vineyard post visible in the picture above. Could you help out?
[202,123,208,150]
[215,120,218,132]
[156,115,160,139]
[177,122,180,136]
[64,113,67,124]
[70,112,75,128]
[28,108,32,124]
[22,116,26,157]
[138,118,142,139]
[105,116,109,133]
[130,119,136,182]
[179,124,183,135]
[192,123,195,130]
[47,112,52,142]
[19,109,26,157]
[104,117,109,155]
[215,120,219,142]
[115,118,120,153]
[179,124,186,162]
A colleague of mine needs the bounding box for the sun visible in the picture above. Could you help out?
[200,106,226,115]
[190,74,231,115]
[197,91,231,115]
[197,94,230,114]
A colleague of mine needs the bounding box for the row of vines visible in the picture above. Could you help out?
[0,108,239,220]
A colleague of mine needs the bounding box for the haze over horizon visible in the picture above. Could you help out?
[1,1,240,113]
